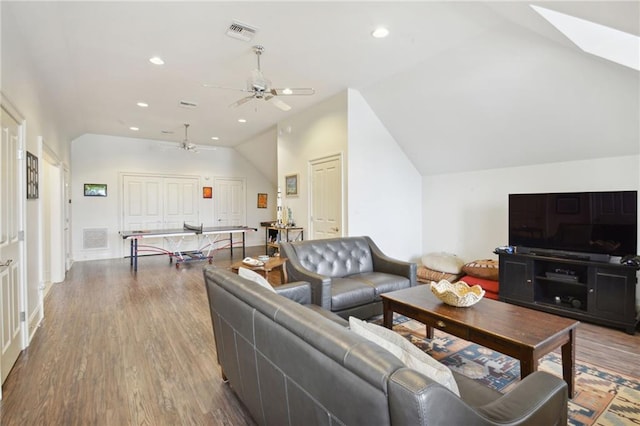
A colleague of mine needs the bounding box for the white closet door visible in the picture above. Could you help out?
[122,175,163,231]
[310,155,342,240]
[214,178,245,226]
[164,178,198,229]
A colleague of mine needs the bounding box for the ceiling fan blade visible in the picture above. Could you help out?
[271,88,315,96]
[268,97,291,111]
[203,83,250,93]
[229,95,255,108]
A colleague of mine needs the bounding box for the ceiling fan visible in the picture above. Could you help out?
[204,45,315,111]
[179,123,198,152]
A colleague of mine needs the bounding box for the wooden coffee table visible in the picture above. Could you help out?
[230,257,288,284]
[381,285,579,398]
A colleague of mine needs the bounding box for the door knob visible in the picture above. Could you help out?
[0,259,13,267]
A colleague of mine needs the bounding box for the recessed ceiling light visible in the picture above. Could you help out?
[149,56,164,65]
[130,127,139,131]
[282,88,293,95]
[136,102,149,108]
[211,136,220,140]
[372,27,389,38]
[238,118,247,123]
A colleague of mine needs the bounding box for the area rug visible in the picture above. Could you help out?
[371,315,640,426]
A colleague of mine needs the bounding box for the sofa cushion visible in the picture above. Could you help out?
[238,267,276,293]
[460,275,499,294]
[293,237,374,278]
[422,252,465,274]
[349,317,460,396]
[348,272,411,299]
[331,278,376,310]
[462,259,499,281]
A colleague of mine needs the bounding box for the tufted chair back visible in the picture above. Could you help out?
[291,237,374,278]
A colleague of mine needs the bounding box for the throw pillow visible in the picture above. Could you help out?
[421,252,465,274]
[349,317,460,396]
[462,259,499,281]
[238,267,277,293]
[417,266,463,284]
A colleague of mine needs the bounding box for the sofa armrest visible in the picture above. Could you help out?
[365,236,417,286]
[389,369,567,426]
[280,242,333,309]
[477,371,568,425]
[275,281,312,304]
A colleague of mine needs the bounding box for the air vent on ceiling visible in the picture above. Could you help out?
[179,100,198,109]
[226,20,258,41]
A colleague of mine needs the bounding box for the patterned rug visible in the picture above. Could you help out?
[371,315,640,426]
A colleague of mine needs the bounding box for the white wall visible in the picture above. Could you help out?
[347,89,422,261]
[71,134,276,261]
[2,16,72,338]
[423,155,639,262]
[276,89,422,261]
[277,91,349,236]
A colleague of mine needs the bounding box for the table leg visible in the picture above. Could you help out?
[561,328,576,399]
[229,233,233,257]
[129,239,133,266]
[519,354,537,379]
[382,300,392,328]
[133,239,138,271]
[280,261,288,284]
[425,325,434,340]
[242,232,246,258]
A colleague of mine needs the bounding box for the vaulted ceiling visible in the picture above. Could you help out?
[2,1,638,175]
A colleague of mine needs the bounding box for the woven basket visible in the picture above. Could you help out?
[430,279,485,307]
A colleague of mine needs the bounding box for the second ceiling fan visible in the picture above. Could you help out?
[205,45,314,111]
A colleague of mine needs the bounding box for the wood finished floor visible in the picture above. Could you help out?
[1,247,639,425]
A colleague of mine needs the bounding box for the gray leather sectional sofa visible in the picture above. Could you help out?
[204,266,568,426]
[279,236,417,319]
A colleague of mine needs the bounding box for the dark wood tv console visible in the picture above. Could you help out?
[499,253,639,334]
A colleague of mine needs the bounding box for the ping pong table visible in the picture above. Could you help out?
[120,223,257,271]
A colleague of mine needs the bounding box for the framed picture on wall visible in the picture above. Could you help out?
[26,151,39,199]
[203,186,213,199]
[285,173,299,197]
[257,193,268,208]
[84,183,107,197]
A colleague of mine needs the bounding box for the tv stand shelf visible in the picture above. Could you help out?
[499,253,639,334]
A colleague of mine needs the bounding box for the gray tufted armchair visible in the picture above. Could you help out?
[279,236,417,319]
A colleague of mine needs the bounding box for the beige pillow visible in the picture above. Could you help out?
[417,266,463,284]
[422,252,465,274]
[238,267,276,293]
[349,317,460,396]
[462,259,499,281]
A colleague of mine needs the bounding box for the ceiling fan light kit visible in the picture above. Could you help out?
[205,45,315,112]
[180,123,198,152]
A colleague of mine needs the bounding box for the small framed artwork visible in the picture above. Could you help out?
[203,186,213,199]
[84,183,107,197]
[285,173,299,197]
[257,193,268,208]
[26,151,39,199]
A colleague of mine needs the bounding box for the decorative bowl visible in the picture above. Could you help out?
[257,255,270,262]
[430,279,485,307]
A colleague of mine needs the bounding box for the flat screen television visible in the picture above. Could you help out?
[509,191,637,260]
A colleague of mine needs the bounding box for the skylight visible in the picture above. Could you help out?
[531,5,640,71]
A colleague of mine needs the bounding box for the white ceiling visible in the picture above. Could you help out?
[2,1,639,175]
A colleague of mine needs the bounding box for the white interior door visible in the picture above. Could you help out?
[214,178,246,226]
[310,155,343,240]
[122,174,200,253]
[122,175,164,231]
[1,106,24,390]
[164,178,198,228]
